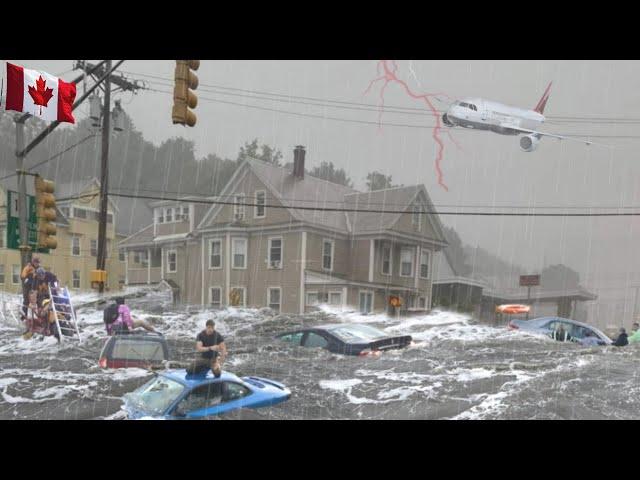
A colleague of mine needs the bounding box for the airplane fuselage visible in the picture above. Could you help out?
[443,98,545,136]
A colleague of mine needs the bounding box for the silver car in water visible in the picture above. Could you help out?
[507,316,612,345]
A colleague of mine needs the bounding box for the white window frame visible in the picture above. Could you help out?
[156,208,164,224]
[418,296,427,309]
[12,265,20,285]
[306,291,319,306]
[210,286,222,308]
[254,190,266,219]
[322,239,335,272]
[268,236,283,269]
[400,247,414,277]
[166,249,177,273]
[359,290,374,314]
[268,287,281,312]
[164,207,173,223]
[328,291,343,306]
[208,238,223,270]
[72,236,81,257]
[381,243,392,276]
[0,265,4,284]
[229,286,246,307]
[420,250,430,279]
[90,239,98,257]
[234,194,246,221]
[232,237,247,269]
[72,270,80,289]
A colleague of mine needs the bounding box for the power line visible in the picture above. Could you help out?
[124,70,640,124]
[0,134,99,183]
[58,191,640,217]
[110,184,640,211]
[146,87,639,139]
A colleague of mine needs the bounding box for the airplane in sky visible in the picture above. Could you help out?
[441,82,606,151]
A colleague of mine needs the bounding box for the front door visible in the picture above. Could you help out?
[359,291,373,314]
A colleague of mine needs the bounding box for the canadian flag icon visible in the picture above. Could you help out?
[4,62,76,123]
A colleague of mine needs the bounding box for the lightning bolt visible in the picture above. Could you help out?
[365,60,459,191]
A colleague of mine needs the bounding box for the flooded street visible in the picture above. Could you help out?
[1,288,640,420]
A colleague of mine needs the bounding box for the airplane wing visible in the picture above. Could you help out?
[506,125,611,148]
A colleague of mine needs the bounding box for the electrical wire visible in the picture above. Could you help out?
[57,191,640,217]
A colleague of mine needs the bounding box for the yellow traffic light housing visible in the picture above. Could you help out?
[172,60,199,127]
[34,176,57,250]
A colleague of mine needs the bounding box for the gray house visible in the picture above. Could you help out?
[119,146,448,314]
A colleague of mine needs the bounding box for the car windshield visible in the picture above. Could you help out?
[126,376,185,415]
[112,338,165,361]
[330,324,388,342]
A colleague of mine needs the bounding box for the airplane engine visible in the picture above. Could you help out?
[519,134,540,152]
[442,113,455,127]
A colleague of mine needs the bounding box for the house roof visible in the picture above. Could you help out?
[247,159,357,232]
[118,224,155,248]
[344,186,421,233]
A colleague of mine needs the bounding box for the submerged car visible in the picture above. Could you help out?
[99,332,169,369]
[123,369,291,419]
[276,323,413,356]
[508,316,612,345]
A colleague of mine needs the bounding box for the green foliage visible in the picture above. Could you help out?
[366,171,395,191]
[308,161,353,188]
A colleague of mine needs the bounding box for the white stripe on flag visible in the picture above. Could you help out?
[22,68,59,121]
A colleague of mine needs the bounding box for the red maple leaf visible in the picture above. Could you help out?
[28,75,54,115]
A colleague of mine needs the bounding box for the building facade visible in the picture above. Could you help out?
[119,147,448,314]
[0,178,125,293]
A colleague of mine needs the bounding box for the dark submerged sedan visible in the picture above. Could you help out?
[276,323,413,356]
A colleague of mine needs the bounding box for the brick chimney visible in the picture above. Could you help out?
[292,145,306,179]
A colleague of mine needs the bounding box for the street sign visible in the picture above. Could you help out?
[6,190,49,253]
[519,275,540,287]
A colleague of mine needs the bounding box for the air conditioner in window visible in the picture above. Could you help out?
[270,260,281,268]
[234,213,245,221]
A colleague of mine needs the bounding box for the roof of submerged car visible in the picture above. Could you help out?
[161,369,243,388]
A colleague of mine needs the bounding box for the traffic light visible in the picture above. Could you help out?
[34,176,57,250]
[172,60,199,127]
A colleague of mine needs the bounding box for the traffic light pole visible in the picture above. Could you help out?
[15,115,31,268]
[96,60,111,293]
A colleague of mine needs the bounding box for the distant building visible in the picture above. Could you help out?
[120,146,449,313]
[0,178,125,293]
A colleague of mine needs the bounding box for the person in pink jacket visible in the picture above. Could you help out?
[106,297,156,335]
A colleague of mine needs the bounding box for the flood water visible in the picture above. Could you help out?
[1,288,639,420]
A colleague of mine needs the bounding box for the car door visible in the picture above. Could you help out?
[199,382,254,418]
[278,331,304,346]
[173,382,224,419]
[302,331,330,350]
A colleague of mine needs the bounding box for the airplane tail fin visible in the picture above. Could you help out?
[533,81,553,114]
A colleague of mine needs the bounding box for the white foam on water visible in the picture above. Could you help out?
[0,378,18,388]
[32,382,97,400]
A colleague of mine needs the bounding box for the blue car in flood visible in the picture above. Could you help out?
[508,316,612,345]
[123,370,291,419]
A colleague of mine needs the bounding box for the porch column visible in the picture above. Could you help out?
[342,286,348,310]
[125,249,129,286]
[299,231,307,314]
[147,248,151,284]
[368,239,375,283]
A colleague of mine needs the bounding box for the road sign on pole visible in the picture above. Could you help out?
[6,190,49,253]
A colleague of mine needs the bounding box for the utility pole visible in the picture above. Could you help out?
[96,60,112,293]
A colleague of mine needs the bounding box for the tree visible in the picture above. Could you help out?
[236,138,282,165]
[308,161,353,188]
[366,171,396,191]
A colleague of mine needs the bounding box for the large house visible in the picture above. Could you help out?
[0,177,126,293]
[119,147,448,314]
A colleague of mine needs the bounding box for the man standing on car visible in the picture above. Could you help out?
[195,320,227,377]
